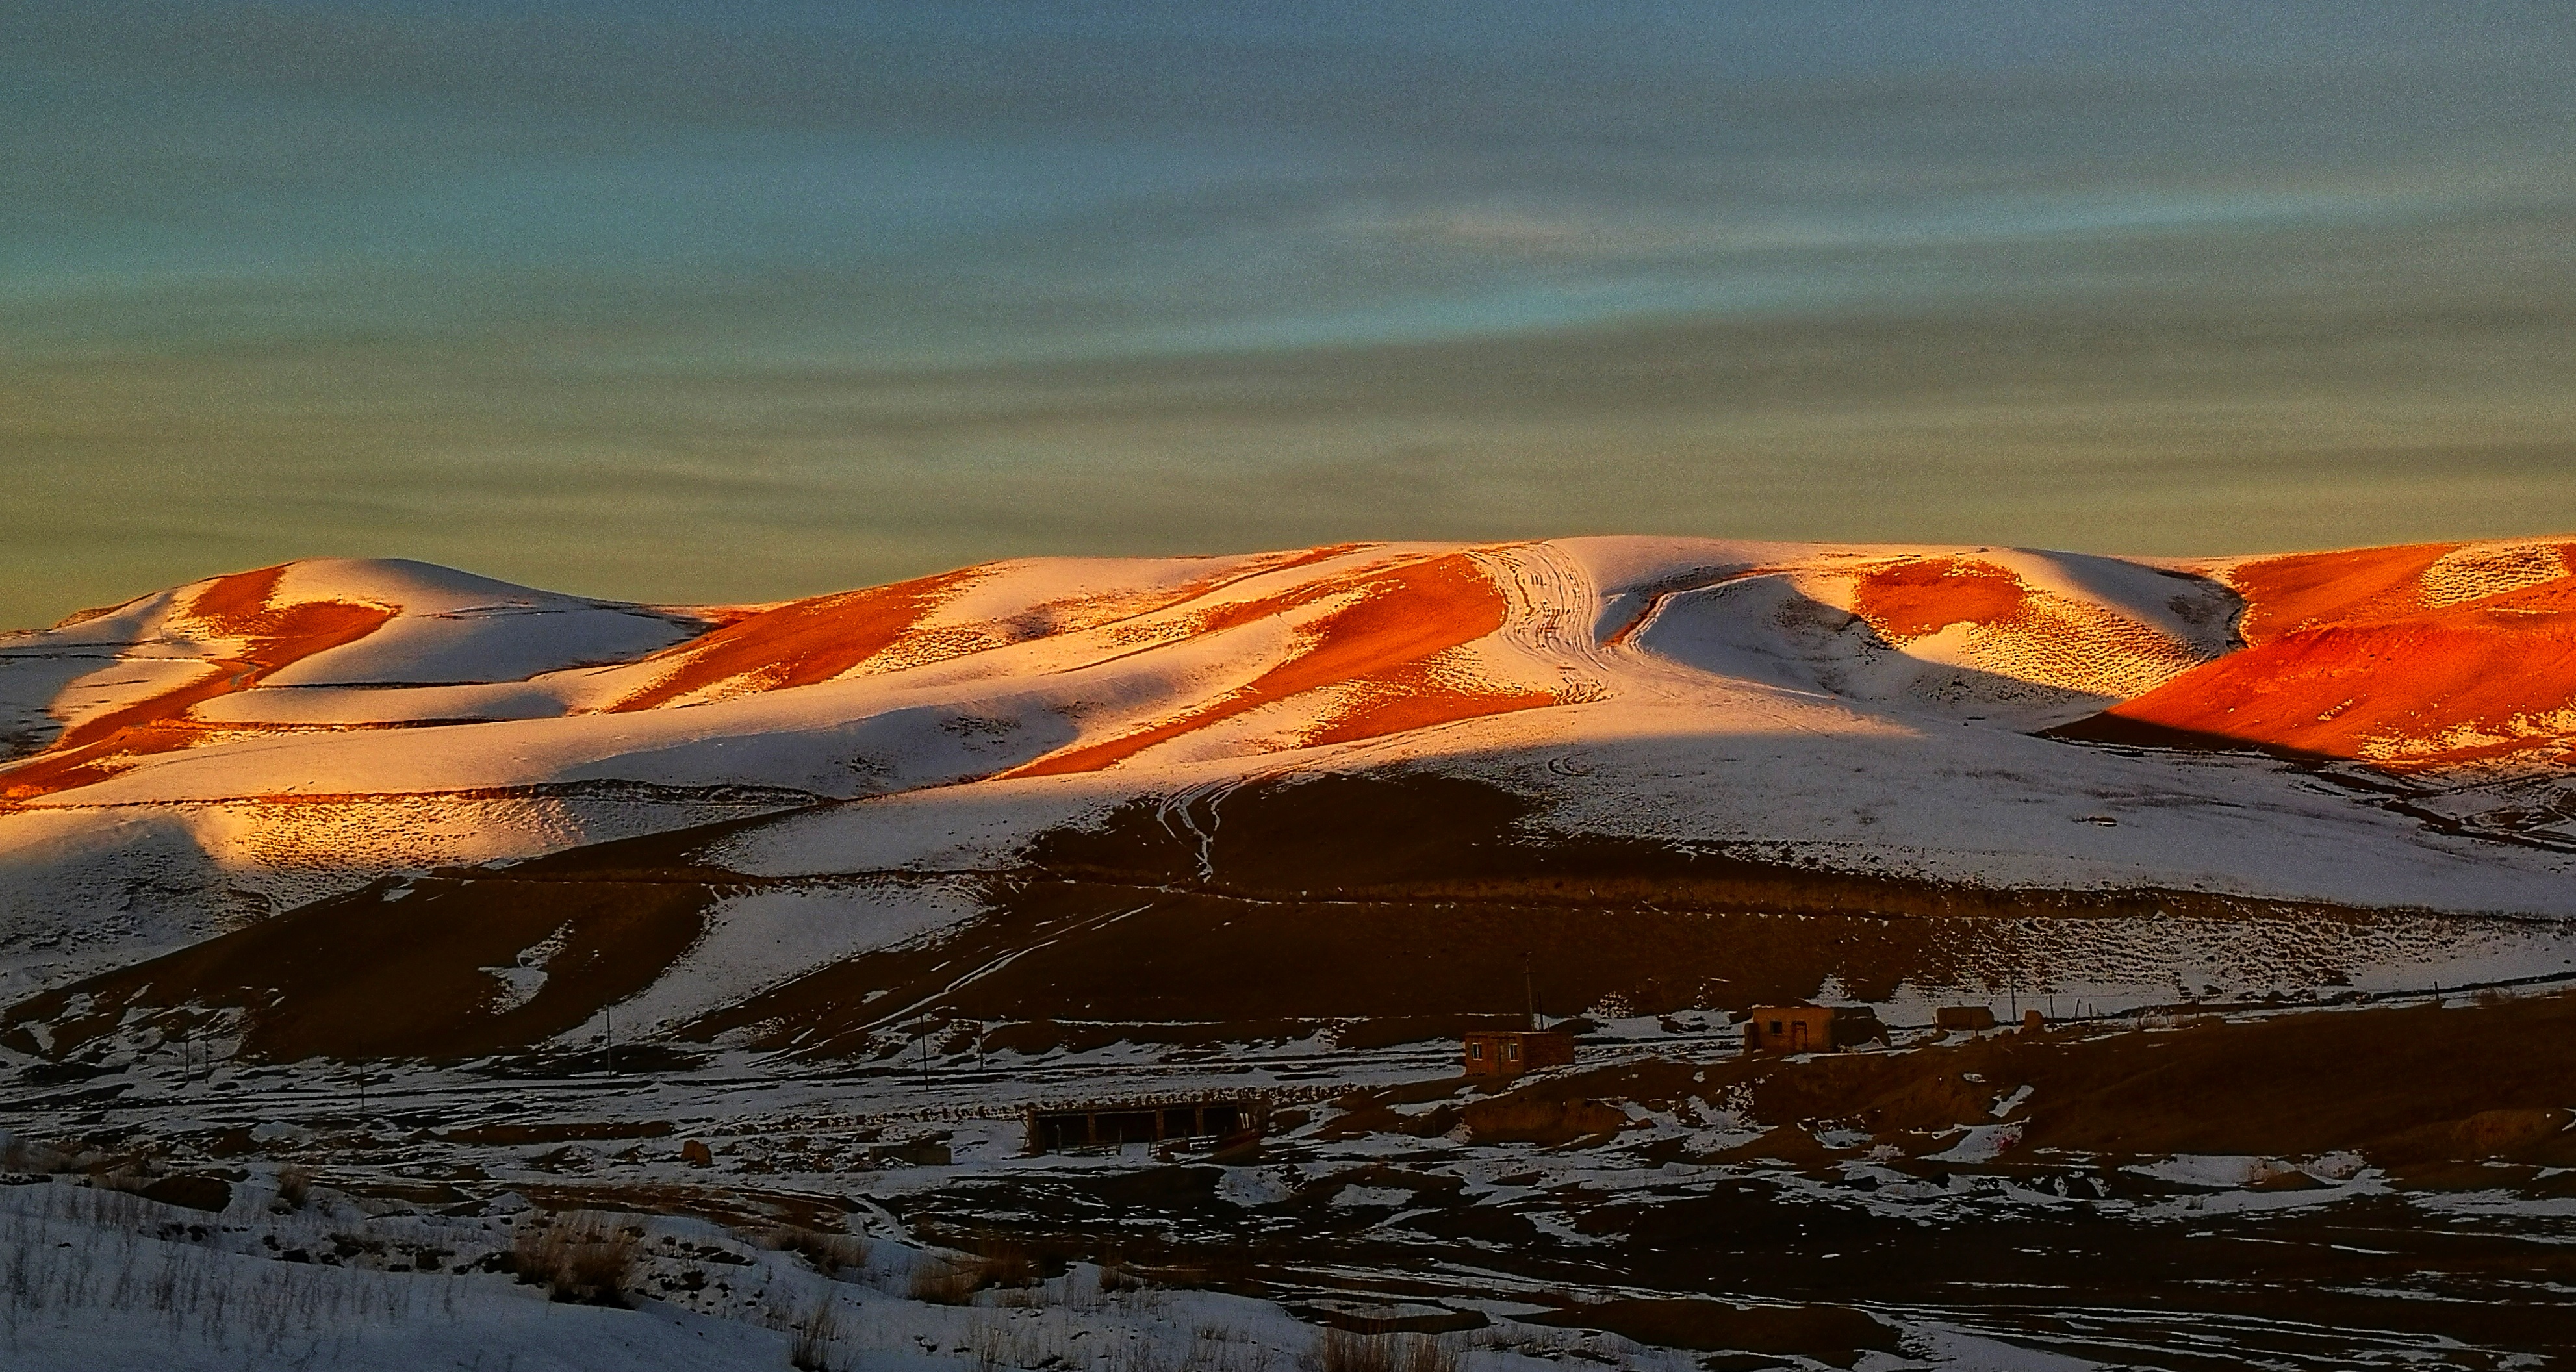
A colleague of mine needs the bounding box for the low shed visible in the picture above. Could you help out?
[1024,1097,1263,1154]
[1936,1006,1998,1032]
[1462,1028,1576,1078]
[1742,1004,1885,1053]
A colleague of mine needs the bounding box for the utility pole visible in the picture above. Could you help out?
[916,1015,932,1095]
[1525,956,1541,1031]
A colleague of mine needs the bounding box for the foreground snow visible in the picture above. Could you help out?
[6,985,2570,1372]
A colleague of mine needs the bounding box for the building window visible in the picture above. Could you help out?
[1468,1042,1484,1059]
[1505,1043,1520,1060]
[1768,1021,1784,1034]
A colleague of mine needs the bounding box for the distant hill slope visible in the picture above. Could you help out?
[2057,540,2576,770]
[3,538,2571,1061]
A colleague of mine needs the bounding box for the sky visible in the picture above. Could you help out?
[5,0,2573,628]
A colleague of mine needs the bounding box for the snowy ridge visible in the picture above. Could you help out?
[0,539,2267,805]
[1,537,2572,1013]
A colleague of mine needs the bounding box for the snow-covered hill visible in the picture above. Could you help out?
[3,537,2571,1060]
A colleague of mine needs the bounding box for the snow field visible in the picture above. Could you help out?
[0,1168,1777,1372]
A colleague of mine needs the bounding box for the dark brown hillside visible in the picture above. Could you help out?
[1,770,2501,1065]
[0,875,711,1061]
[691,772,2462,1052]
[1021,771,2398,922]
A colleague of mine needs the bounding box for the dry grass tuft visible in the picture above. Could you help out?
[763,1225,869,1276]
[1188,1323,1279,1372]
[1098,1251,1145,1293]
[0,1132,64,1173]
[1304,1329,1457,1372]
[909,1255,988,1304]
[788,1295,843,1371]
[898,1242,1043,1304]
[511,1210,639,1306]
[976,1239,1037,1289]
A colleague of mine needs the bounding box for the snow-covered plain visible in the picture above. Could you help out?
[6,977,2570,1372]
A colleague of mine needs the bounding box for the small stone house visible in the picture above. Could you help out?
[1462,1028,1577,1078]
[1742,1004,1885,1053]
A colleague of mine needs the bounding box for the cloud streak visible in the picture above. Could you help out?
[2,1,2571,626]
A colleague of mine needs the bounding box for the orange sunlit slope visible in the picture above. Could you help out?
[1849,557,2032,639]
[1007,552,1558,777]
[604,546,1371,711]
[2066,542,2576,769]
[2,566,396,799]
[606,568,993,711]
